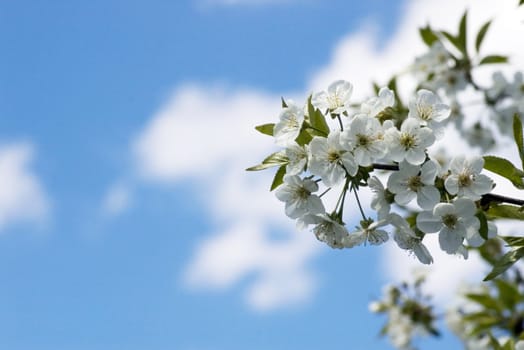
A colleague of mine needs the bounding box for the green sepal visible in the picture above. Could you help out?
[419,25,439,47]
[281,97,288,108]
[484,246,524,281]
[255,123,275,136]
[475,20,492,52]
[479,55,509,65]
[483,155,524,189]
[246,151,288,171]
[270,165,286,191]
[513,114,524,169]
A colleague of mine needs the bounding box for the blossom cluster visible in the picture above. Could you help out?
[255,79,496,264]
[369,276,438,350]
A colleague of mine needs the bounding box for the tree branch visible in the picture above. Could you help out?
[371,163,524,207]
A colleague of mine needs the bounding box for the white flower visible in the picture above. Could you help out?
[487,71,508,100]
[508,72,524,101]
[416,198,480,254]
[360,87,395,118]
[384,118,435,165]
[431,69,468,97]
[387,160,440,210]
[464,122,495,152]
[341,114,387,166]
[274,102,305,146]
[412,42,451,80]
[466,221,497,247]
[387,307,418,350]
[312,80,353,115]
[369,176,391,219]
[448,99,464,128]
[343,219,389,247]
[308,132,358,186]
[285,142,308,175]
[408,89,451,131]
[275,175,325,219]
[444,156,493,200]
[302,214,350,249]
[389,213,433,264]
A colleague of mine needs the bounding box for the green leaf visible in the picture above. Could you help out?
[463,312,500,335]
[483,155,524,189]
[501,339,515,350]
[254,123,275,136]
[246,151,288,171]
[513,114,524,169]
[295,127,313,146]
[479,55,509,65]
[419,25,439,47]
[307,96,330,136]
[501,236,524,247]
[457,10,468,56]
[270,165,286,191]
[520,0,524,6]
[441,31,464,56]
[495,279,521,309]
[487,204,524,220]
[281,97,288,108]
[475,20,492,52]
[484,246,524,280]
[465,293,503,312]
[387,76,404,110]
[476,211,489,240]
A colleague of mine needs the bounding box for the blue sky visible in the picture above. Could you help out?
[2,0,521,349]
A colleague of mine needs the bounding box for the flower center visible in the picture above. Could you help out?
[399,132,417,150]
[437,53,448,64]
[327,150,341,163]
[458,172,473,187]
[407,175,423,192]
[328,94,342,110]
[357,134,371,147]
[417,105,433,121]
[442,214,458,229]
[295,186,311,200]
[286,114,299,129]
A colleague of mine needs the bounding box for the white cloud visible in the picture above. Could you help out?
[0,143,49,231]
[134,84,321,311]
[102,182,132,216]
[184,221,318,311]
[130,0,524,311]
[133,84,277,183]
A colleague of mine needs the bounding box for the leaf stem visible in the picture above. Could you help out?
[352,183,367,220]
[337,115,344,131]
